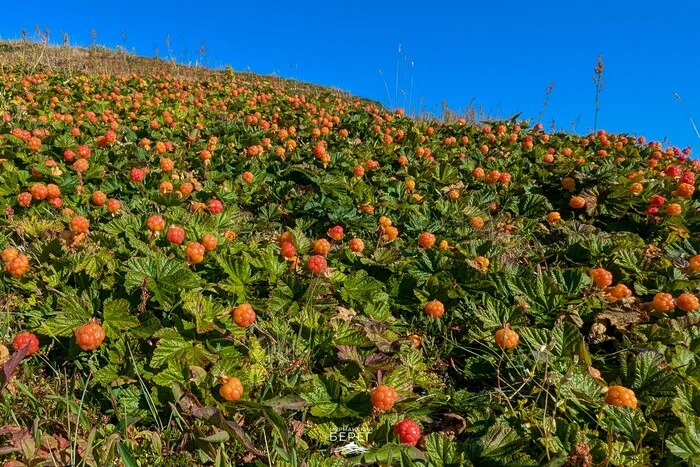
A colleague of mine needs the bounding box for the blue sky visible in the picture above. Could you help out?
[2,0,699,148]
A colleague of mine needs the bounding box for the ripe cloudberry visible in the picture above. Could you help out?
[147,215,166,232]
[370,385,398,411]
[30,183,48,200]
[590,268,613,288]
[677,293,699,312]
[328,225,344,241]
[652,292,675,312]
[2,247,18,264]
[547,212,561,224]
[690,255,700,272]
[495,324,519,349]
[313,239,331,255]
[166,226,185,244]
[17,192,32,207]
[219,377,243,401]
[418,232,436,248]
[242,171,254,183]
[233,303,256,327]
[666,203,682,215]
[470,216,484,229]
[280,241,297,258]
[202,234,218,251]
[46,184,61,199]
[208,199,224,214]
[186,242,206,264]
[70,216,90,233]
[569,196,586,209]
[74,321,106,351]
[394,420,421,446]
[107,198,120,213]
[349,238,364,252]
[12,332,39,356]
[307,255,327,274]
[5,253,29,278]
[608,284,632,300]
[605,385,637,409]
[160,158,174,172]
[425,300,445,318]
[91,190,107,206]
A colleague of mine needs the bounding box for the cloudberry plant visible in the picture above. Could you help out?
[370,385,398,411]
[393,420,421,446]
[12,332,39,356]
[232,303,256,327]
[605,385,638,409]
[74,320,106,351]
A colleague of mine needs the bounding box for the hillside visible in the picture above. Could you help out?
[1,42,700,466]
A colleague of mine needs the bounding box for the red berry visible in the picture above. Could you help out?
[208,199,224,214]
[328,225,344,241]
[130,167,144,182]
[280,241,297,258]
[166,226,186,244]
[307,255,327,274]
[393,419,421,446]
[12,332,39,356]
[232,303,256,327]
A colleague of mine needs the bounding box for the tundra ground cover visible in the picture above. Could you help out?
[1,45,700,466]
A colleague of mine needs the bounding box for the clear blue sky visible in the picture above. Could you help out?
[2,0,699,148]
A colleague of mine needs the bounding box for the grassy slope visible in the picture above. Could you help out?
[0,41,699,467]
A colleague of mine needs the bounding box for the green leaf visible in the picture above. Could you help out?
[341,270,386,303]
[40,295,94,337]
[124,254,203,310]
[103,299,139,338]
[424,432,461,467]
[151,328,215,369]
[666,414,700,462]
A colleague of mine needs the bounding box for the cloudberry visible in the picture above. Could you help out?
[280,241,296,258]
[74,321,106,351]
[147,215,166,232]
[569,196,586,209]
[202,234,218,251]
[219,377,244,401]
[70,216,90,233]
[12,331,39,356]
[166,226,185,244]
[495,324,519,349]
[418,232,436,248]
[370,385,398,411]
[233,303,256,327]
[394,419,421,446]
[605,385,637,409]
[590,268,613,288]
[652,292,675,312]
[425,300,445,318]
[307,255,327,274]
[547,212,561,224]
[470,216,484,229]
[91,190,107,206]
[313,238,331,255]
[186,242,206,264]
[349,238,364,252]
[107,198,120,213]
[328,225,344,241]
[677,293,699,312]
[208,199,224,214]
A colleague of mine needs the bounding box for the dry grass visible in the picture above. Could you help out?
[0,39,382,106]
